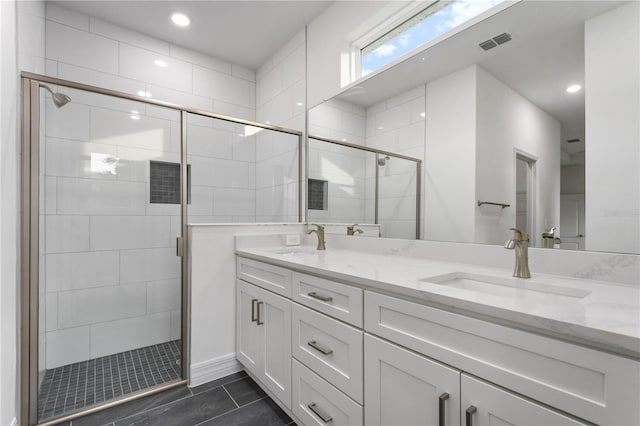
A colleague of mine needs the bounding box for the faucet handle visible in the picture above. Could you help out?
[309,223,324,231]
[509,227,529,241]
[347,224,358,230]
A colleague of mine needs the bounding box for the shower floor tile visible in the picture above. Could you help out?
[38,340,182,422]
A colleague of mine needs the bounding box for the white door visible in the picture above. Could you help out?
[236,280,262,375]
[364,334,460,426]
[258,285,292,409]
[461,374,588,426]
[560,194,585,250]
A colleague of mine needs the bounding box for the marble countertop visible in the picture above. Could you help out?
[236,244,640,359]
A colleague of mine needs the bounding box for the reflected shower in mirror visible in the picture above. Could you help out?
[308,0,638,254]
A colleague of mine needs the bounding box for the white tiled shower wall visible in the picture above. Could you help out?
[41,4,272,368]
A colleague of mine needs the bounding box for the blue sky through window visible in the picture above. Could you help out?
[362,0,505,76]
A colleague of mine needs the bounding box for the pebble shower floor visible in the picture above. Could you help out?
[38,340,181,421]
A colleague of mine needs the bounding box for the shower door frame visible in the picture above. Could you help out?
[20,72,304,426]
[307,134,422,239]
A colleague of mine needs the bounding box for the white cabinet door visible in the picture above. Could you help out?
[236,279,261,375]
[364,334,460,426]
[260,286,292,409]
[461,374,588,426]
[236,279,292,409]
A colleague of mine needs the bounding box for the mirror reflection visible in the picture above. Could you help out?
[308,0,639,254]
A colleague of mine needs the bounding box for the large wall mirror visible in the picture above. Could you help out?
[308,0,639,254]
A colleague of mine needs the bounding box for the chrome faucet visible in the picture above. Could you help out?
[504,227,531,278]
[347,224,363,236]
[307,224,326,250]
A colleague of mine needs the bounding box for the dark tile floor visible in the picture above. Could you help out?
[63,371,296,426]
[39,340,181,421]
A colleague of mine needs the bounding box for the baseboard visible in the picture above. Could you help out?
[189,353,243,387]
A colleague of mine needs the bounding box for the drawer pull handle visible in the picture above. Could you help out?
[465,405,477,426]
[250,298,258,322]
[308,340,333,355]
[438,392,449,426]
[256,301,264,325]
[308,291,333,302]
[308,402,333,423]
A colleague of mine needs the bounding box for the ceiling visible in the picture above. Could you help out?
[51,0,333,70]
[335,1,626,165]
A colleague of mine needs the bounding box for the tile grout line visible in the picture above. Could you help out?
[221,386,239,409]
[191,395,270,426]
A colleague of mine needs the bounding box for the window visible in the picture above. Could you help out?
[150,161,191,204]
[360,0,506,77]
[308,179,328,210]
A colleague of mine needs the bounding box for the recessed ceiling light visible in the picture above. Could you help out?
[171,13,190,27]
[566,84,582,93]
[154,60,168,68]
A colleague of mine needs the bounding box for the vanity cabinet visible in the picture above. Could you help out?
[236,279,292,408]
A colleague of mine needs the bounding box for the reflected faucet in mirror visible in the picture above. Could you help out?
[505,228,531,278]
[307,224,326,251]
[347,224,363,236]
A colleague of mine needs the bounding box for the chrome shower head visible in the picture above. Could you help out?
[378,156,390,166]
[40,84,71,108]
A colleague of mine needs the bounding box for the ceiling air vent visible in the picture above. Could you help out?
[566,138,581,143]
[479,33,512,51]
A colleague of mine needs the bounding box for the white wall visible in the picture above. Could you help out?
[424,66,477,243]
[475,66,561,247]
[189,224,305,386]
[585,2,640,254]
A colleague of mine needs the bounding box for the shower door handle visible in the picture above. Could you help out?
[176,237,185,257]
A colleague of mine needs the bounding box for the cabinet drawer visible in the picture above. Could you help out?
[292,304,363,403]
[236,257,292,297]
[292,359,363,426]
[461,374,588,425]
[293,272,363,327]
[365,291,640,426]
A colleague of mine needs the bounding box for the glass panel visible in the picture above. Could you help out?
[307,137,376,230]
[186,113,299,224]
[377,155,418,239]
[361,0,505,76]
[37,85,182,422]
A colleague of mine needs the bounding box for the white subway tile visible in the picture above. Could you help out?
[45,177,57,214]
[170,310,181,340]
[46,326,90,369]
[45,137,118,180]
[256,65,283,107]
[170,44,231,74]
[45,59,58,77]
[90,18,170,55]
[57,63,144,97]
[376,102,412,131]
[282,44,305,88]
[45,215,90,253]
[90,312,171,358]
[189,186,214,216]
[213,188,255,216]
[232,64,256,82]
[386,86,425,109]
[90,216,171,251]
[261,87,294,126]
[46,3,89,31]
[398,121,426,151]
[120,44,192,93]
[46,293,58,332]
[147,279,181,313]
[119,248,180,284]
[190,157,249,188]
[57,283,147,328]
[411,97,426,124]
[187,125,233,159]
[91,107,172,152]
[57,177,146,215]
[46,250,119,292]
[146,84,213,112]
[212,100,255,121]
[46,21,118,74]
[115,146,179,183]
[194,66,252,108]
[233,134,255,162]
[45,101,90,141]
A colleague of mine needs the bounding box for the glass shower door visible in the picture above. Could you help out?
[36,85,183,422]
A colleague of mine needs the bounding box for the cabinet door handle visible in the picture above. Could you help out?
[465,405,477,426]
[250,298,258,322]
[308,291,333,302]
[308,340,333,355]
[256,301,264,325]
[308,402,333,423]
[438,392,449,426]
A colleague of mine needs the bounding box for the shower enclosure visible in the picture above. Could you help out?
[307,135,421,239]
[20,73,302,426]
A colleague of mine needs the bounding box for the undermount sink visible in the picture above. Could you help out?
[268,247,319,256]
[421,272,590,299]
